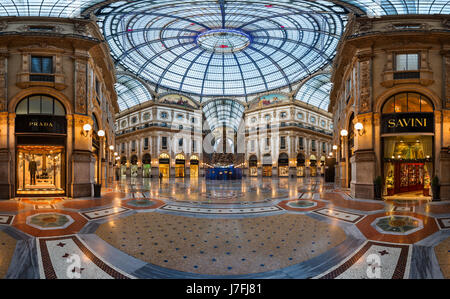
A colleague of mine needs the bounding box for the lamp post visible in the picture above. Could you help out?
[95,129,105,197]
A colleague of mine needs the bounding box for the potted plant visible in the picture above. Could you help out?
[431,176,440,201]
[374,176,382,200]
[423,172,430,196]
[385,173,394,196]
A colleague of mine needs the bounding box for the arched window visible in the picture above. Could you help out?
[16,95,65,115]
[382,92,433,114]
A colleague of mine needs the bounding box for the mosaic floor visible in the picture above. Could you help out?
[0,177,449,279]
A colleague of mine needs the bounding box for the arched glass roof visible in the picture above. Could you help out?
[203,99,245,132]
[115,74,152,111]
[3,1,450,112]
[1,0,450,18]
[97,0,347,99]
[0,0,104,17]
[295,73,332,111]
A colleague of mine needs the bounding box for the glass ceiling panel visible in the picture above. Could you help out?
[97,0,346,99]
[115,74,152,111]
[203,99,245,132]
[295,73,332,111]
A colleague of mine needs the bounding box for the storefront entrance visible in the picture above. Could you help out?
[175,154,185,178]
[190,155,199,178]
[383,135,432,197]
[142,154,151,178]
[262,154,272,177]
[15,95,67,196]
[249,155,258,177]
[381,92,434,198]
[16,145,65,195]
[159,153,170,178]
[296,154,305,177]
[310,155,317,177]
[278,153,289,177]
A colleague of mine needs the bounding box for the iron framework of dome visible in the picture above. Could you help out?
[97,0,347,99]
[202,99,245,132]
[295,73,333,111]
[2,1,450,112]
[115,74,152,111]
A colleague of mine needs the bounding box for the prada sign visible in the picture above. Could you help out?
[15,115,67,134]
[381,113,434,134]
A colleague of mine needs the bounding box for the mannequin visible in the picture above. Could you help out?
[29,155,37,185]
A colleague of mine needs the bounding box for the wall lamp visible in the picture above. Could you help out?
[97,129,105,138]
[81,123,92,137]
[332,145,338,150]
[109,145,114,151]
[340,129,348,137]
[354,122,365,136]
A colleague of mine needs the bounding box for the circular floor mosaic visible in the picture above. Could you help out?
[26,213,74,230]
[286,200,317,209]
[95,212,347,275]
[126,199,156,208]
[373,216,423,235]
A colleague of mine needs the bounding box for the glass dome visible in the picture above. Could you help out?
[97,0,347,99]
[295,73,332,111]
[115,74,152,111]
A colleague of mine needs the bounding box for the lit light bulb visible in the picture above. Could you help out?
[83,123,92,132]
[332,145,338,150]
[340,129,348,137]
[109,145,114,151]
[354,122,363,131]
[97,129,105,137]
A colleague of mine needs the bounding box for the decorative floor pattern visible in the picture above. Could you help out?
[434,237,450,279]
[161,205,282,215]
[13,210,88,237]
[0,177,448,279]
[313,208,365,224]
[321,193,385,211]
[38,235,132,279]
[356,212,439,244]
[123,198,165,210]
[0,215,14,225]
[95,212,346,275]
[317,241,410,279]
[81,207,130,221]
[0,231,17,278]
[278,199,327,212]
[437,218,450,230]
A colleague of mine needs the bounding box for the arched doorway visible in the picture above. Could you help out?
[296,153,305,177]
[320,156,326,176]
[310,155,317,177]
[249,155,258,177]
[381,92,434,197]
[190,155,199,178]
[175,153,185,178]
[15,95,66,195]
[278,153,289,177]
[262,154,272,177]
[159,153,170,178]
[142,153,151,178]
[130,155,138,177]
[120,157,127,178]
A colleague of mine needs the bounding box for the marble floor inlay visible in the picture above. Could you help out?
[0,177,448,279]
[95,212,346,275]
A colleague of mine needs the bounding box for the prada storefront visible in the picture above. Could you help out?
[381,92,434,197]
[15,95,66,196]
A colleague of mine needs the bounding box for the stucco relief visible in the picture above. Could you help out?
[75,60,87,114]
[358,59,371,113]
